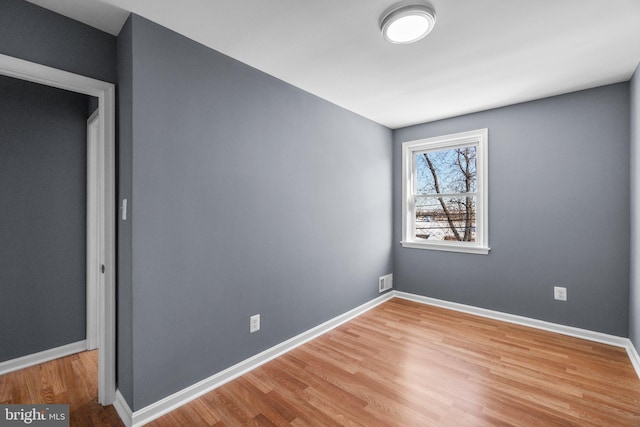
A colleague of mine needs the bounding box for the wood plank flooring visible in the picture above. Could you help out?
[0,349,123,426]
[2,298,640,426]
[151,298,640,426]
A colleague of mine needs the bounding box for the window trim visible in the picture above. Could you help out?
[401,128,489,254]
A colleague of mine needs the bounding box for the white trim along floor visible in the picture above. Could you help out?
[0,341,88,376]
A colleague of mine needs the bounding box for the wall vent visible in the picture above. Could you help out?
[379,274,393,293]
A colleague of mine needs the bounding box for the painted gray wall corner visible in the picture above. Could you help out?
[116,14,135,409]
[124,15,392,410]
[630,63,640,347]
[393,84,631,337]
[0,75,89,361]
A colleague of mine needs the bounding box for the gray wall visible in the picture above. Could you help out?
[118,15,392,410]
[0,0,117,83]
[0,75,89,361]
[630,65,640,348]
[393,84,630,337]
[116,14,134,407]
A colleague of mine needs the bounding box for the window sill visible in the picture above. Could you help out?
[400,241,490,255]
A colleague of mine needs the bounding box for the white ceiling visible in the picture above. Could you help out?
[26,0,640,129]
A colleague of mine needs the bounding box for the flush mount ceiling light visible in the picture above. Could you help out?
[380,2,436,44]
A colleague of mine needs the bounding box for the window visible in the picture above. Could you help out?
[401,129,489,254]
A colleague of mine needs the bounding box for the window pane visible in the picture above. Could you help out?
[415,146,476,195]
[415,196,476,242]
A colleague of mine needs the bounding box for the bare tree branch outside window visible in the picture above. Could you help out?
[415,146,477,242]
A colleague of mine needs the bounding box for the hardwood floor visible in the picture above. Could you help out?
[150,298,640,426]
[0,350,123,426]
[2,298,640,426]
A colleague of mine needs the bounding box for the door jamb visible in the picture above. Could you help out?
[86,109,101,351]
[0,53,117,405]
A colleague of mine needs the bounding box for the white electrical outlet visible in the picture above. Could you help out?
[554,286,567,301]
[250,314,260,333]
[379,274,393,293]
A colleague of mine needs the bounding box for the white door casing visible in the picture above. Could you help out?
[0,53,117,405]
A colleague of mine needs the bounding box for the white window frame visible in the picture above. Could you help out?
[401,128,489,254]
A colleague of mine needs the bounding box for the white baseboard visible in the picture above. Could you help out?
[0,340,87,376]
[130,293,394,427]
[394,291,640,379]
[393,291,630,347]
[625,341,640,379]
[113,389,133,427]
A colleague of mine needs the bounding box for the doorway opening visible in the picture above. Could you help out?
[0,53,116,405]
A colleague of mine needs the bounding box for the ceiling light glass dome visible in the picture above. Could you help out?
[380,3,436,44]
